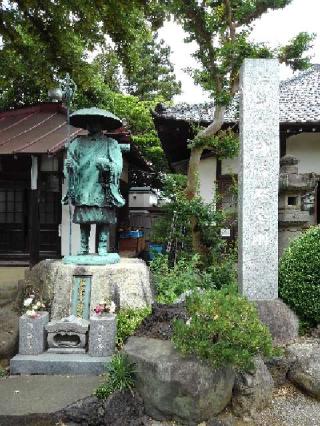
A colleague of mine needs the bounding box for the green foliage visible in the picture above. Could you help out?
[279,32,316,71]
[0,2,179,110]
[151,254,237,304]
[151,254,204,303]
[279,226,320,326]
[0,367,6,378]
[116,307,151,348]
[166,0,314,105]
[95,33,181,101]
[189,129,239,159]
[95,353,136,399]
[150,174,231,258]
[172,287,275,371]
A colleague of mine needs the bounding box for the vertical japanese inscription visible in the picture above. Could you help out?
[71,276,92,320]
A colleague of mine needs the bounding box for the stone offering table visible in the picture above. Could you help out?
[46,316,89,354]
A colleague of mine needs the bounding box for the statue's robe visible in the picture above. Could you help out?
[64,135,129,224]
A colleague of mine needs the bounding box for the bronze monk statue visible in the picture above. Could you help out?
[62,107,129,264]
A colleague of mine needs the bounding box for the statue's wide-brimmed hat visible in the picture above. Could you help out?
[69,107,122,131]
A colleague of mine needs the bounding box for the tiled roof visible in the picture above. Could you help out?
[0,102,152,170]
[0,103,82,155]
[156,65,320,125]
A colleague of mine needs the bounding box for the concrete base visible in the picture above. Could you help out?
[63,253,120,265]
[10,353,111,375]
[255,299,299,345]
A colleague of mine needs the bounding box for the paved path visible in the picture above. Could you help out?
[0,375,102,416]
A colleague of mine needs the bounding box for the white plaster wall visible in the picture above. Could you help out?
[286,133,320,173]
[199,157,217,203]
[221,157,239,175]
[60,180,96,256]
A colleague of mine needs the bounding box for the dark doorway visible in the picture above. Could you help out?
[0,156,31,259]
[0,155,61,261]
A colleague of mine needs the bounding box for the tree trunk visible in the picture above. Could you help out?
[186,105,226,253]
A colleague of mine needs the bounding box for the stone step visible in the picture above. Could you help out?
[0,375,102,417]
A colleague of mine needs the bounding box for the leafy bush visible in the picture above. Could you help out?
[279,226,320,326]
[149,174,230,261]
[95,353,136,399]
[151,254,203,303]
[116,307,151,348]
[151,254,237,304]
[172,287,275,371]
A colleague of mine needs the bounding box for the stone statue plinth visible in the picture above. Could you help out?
[24,258,154,321]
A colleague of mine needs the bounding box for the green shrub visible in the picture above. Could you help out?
[279,226,320,326]
[95,353,136,399]
[151,254,236,304]
[172,287,275,371]
[0,367,6,378]
[116,307,151,348]
[151,254,204,303]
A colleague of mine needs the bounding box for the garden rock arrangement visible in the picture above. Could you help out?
[124,336,235,424]
[232,356,274,417]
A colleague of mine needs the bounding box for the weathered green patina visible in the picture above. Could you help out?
[63,107,129,265]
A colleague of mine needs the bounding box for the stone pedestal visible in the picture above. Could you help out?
[24,258,154,320]
[19,311,49,355]
[89,314,116,357]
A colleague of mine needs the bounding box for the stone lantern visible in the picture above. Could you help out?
[278,155,317,256]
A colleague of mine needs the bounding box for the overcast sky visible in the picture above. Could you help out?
[158,0,320,103]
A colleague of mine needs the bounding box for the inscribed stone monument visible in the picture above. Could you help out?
[238,59,298,344]
[238,59,279,300]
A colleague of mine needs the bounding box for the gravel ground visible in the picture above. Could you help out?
[214,384,320,426]
[253,384,320,426]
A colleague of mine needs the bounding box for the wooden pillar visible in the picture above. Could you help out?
[29,155,40,267]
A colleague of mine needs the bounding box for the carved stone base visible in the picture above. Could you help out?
[24,259,154,320]
[63,253,120,265]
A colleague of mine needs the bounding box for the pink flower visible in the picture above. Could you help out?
[94,304,104,315]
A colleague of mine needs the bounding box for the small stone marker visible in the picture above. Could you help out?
[89,314,116,357]
[238,59,279,300]
[19,311,49,355]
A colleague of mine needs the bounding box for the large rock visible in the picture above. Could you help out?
[24,259,154,319]
[124,337,235,424]
[254,299,299,345]
[232,356,274,417]
[265,356,290,387]
[287,342,320,399]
